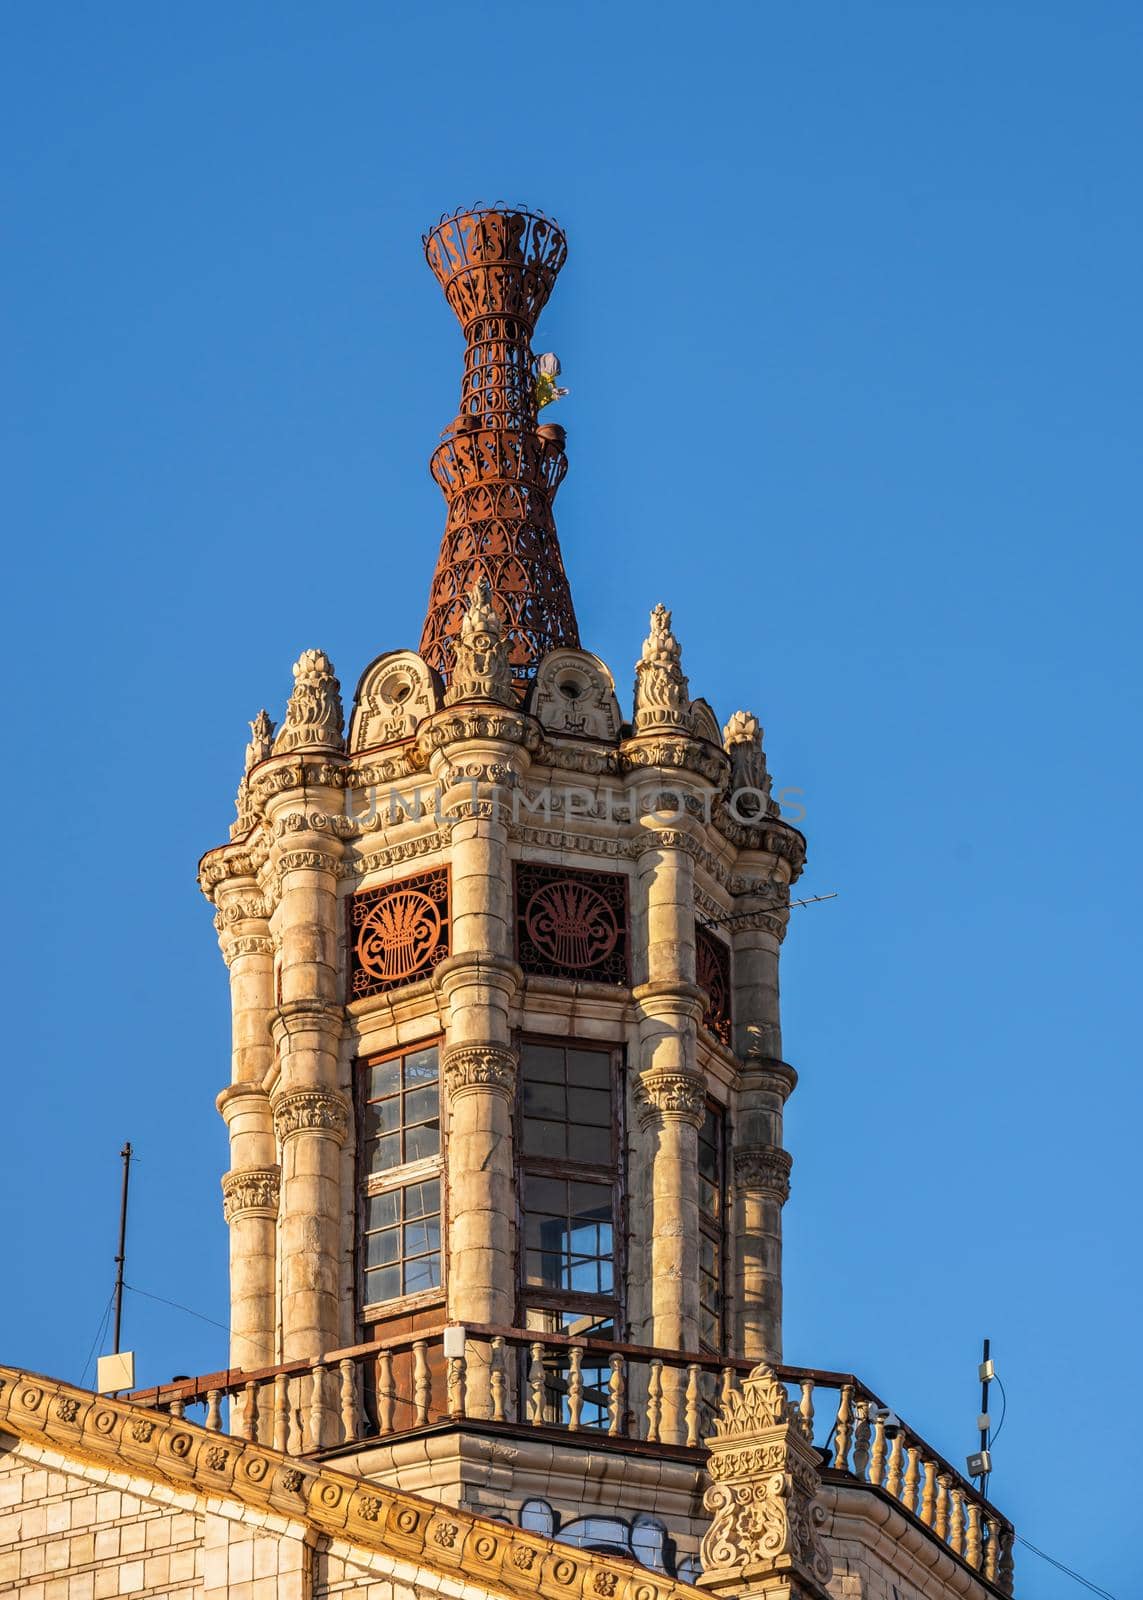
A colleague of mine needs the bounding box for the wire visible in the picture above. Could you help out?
[78,1290,117,1390]
[698,892,838,931]
[988,1372,1006,1447]
[1015,1536,1118,1600]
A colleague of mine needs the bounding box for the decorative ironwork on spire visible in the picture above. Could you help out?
[419,205,581,690]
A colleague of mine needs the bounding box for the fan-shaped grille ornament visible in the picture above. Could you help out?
[696,925,733,1047]
[350,869,450,998]
[419,205,580,691]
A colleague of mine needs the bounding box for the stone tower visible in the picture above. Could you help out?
[184,206,1015,1599]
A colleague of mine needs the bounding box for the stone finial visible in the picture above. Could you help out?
[245,709,275,772]
[698,1361,832,1598]
[445,578,516,706]
[723,710,773,807]
[633,602,693,733]
[273,649,345,754]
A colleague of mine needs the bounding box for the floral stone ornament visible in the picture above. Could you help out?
[697,1363,832,1599]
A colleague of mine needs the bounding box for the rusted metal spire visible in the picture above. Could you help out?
[419,205,580,689]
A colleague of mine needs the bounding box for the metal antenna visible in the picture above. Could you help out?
[113,1142,133,1355]
[979,1337,992,1498]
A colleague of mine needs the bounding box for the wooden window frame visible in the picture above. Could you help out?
[698,1097,728,1355]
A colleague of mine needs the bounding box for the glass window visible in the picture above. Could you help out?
[358,1043,443,1310]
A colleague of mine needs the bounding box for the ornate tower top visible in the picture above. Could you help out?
[419,204,580,690]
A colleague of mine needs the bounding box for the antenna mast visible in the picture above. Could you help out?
[113,1142,133,1354]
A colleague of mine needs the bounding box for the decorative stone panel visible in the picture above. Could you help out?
[349,866,451,999]
[514,862,629,985]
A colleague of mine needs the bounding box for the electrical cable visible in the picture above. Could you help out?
[988,1372,1006,1447]
[1015,1535,1118,1599]
[77,1289,116,1391]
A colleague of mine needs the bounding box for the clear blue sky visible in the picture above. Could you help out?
[3,5,1139,1595]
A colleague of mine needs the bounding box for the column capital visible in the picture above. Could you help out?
[221,1165,281,1223]
[272,1088,349,1145]
[442,1043,517,1101]
[635,1069,706,1126]
[734,1145,792,1204]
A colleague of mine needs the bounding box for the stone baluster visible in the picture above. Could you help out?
[966,1502,983,1570]
[308,1361,327,1451]
[919,1461,936,1527]
[685,1364,702,1447]
[934,1472,950,1540]
[984,1518,1000,1582]
[273,1374,288,1453]
[998,1524,1015,1593]
[948,1487,965,1556]
[886,1429,904,1499]
[413,1339,430,1425]
[904,1443,921,1513]
[646,1358,664,1443]
[287,1393,303,1457]
[376,1351,394,1435]
[169,1397,185,1421]
[833,1383,853,1470]
[567,1347,584,1431]
[490,1338,506,1422]
[529,1343,546,1426]
[237,1381,258,1443]
[203,1390,221,1433]
[338,1359,358,1443]
[447,1348,467,1421]
[798,1379,815,1443]
[853,1397,871,1480]
[869,1410,886,1487]
[608,1354,625,1437]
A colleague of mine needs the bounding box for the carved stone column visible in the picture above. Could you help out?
[633,824,706,1439]
[215,884,278,1373]
[698,1363,832,1600]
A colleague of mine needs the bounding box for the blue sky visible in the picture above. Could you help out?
[3,4,1140,1595]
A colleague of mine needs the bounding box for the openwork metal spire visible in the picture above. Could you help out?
[419,205,580,689]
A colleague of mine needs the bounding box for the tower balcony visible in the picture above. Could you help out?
[129,1324,1015,1599]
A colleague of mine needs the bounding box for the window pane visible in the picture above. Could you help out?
[524,1175,566,1214]
[522,1079,566,1118]
[568,1087,611,1127]
[365,1227,399,1267]
[363,1098,400,1141]
[369,1131,402,1172]
[522,1117,566,1158]
[571,1181,611,1221]
[406,1178,440,1219]
[404,1047,439,1085]
[404,1254,441,1294]
[364,1264,400,1304]
[367,1060,400,1101]
[576,1126,611,1164]
[403,1218,440,1258]
[405,1121,440,1164]
[404,1085,439,1127]
[526,1250,565,1288]
[365,1189,400,1230]
[522,1044,564,1082]
[567,1048,610,1088]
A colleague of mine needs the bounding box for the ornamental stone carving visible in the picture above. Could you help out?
[350,650,440,750]
[635,1071,706,1124]
[698,1362,832,1598]
[221,1166,281,1222]
[633,603,693,734]
[274,649,345,754]
[442,1044,517,1100]
[723,710,774,816]
[445,579,515,707]
[246,709,276,770]
[272,1090,349,1145]
[734,1146,793,1204]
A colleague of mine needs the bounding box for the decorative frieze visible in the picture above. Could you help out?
[734,1146,793,1203]
[221,1166,281,1222]
[442,1044,517,1100]
[272,1090,349,1145]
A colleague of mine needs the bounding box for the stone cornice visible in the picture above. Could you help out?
[221,1166,281,1222]
[620,733,729,787]
[442,1044,518,1101]
[0,1368,707,1600]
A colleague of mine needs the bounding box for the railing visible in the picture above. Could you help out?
[129,1323,1013,1593]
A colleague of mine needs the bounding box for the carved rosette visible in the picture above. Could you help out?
[734,1145,793,1205]
[221,1166,281,1223]
[442,1044,517,1101]
[635,1071,706,1126]
[272,1089,349,1145]
[698,1362,832,1598]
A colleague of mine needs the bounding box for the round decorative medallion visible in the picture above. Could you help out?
[319,1483,343,1508]
[396,1508,420,1533]
[474,1535,498,1560]
[525,879,619,970]
[356,887,445,984]
[244,1457,269,1483]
